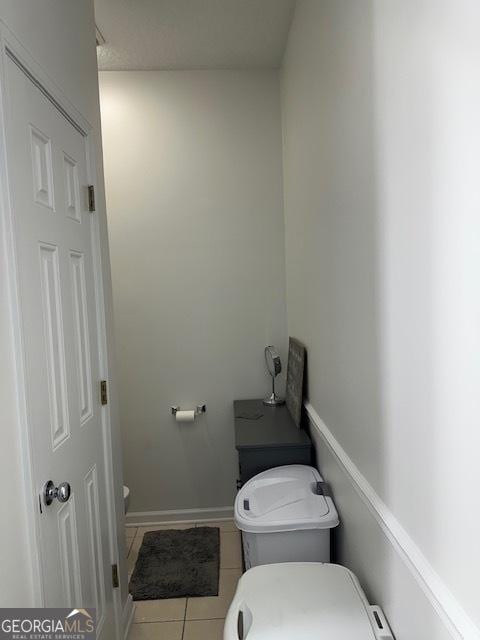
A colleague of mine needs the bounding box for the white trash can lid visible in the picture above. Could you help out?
[234,465,339,533]
[224,563,392,640]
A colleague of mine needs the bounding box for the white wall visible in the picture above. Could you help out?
[99,71,287,515]
[0,0,128,610]
[281,0,480,637]
[310,419,453,640]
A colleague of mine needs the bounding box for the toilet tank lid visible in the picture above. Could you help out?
[234,465,339,533]
[224,563,393,640]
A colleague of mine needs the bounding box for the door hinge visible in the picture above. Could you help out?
[111,564,119,589]
[100,380,108,405]
[87,185,96,212]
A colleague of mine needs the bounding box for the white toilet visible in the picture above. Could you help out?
[224,562,394,639]
[123,485,130,514]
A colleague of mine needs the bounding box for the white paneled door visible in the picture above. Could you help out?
[5,54,114,637]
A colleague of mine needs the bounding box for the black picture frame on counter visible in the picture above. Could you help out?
[285,337,306,427]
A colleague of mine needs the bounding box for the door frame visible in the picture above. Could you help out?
[0,21,122,634]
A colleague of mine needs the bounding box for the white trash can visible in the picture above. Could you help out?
[224,563,394,640]
[234,465,339,569]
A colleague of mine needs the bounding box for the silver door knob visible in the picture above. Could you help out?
[43,480,72,506]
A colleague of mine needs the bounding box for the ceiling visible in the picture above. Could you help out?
[95,0,296,71]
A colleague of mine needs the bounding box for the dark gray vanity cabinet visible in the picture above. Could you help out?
[234,399,313,486]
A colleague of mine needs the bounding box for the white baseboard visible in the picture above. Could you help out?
[122,594,134,640]
[125,505,233,527]
[305,401,480,640]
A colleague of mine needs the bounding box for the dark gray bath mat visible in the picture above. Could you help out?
[129,527,220,601]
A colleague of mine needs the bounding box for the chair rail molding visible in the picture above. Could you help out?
[304,401,480,640]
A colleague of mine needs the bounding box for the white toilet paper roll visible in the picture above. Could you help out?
[175,410,195,423]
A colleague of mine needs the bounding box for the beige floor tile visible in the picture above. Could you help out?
[195,520,238,532]
[125,528,137,554]
[126,527,138,539]
[127,545,139,579]
[128,622,183,640]
[127,536,142,580]
[133,599,186,623]
[125,537,135,557]
[220,531,242,569]
[186,569,242,620]
[183,619,225,640]
[129,534,144,557]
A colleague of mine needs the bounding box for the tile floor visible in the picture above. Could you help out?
[126,520,242,640]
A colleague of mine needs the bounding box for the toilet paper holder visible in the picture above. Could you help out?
[171,404,206,416]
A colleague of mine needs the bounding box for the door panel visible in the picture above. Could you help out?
[70,249,93,427]
[30,124,55,209]
[57,497,82,604]
[5,55,114,637]
[84,465,107,631]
